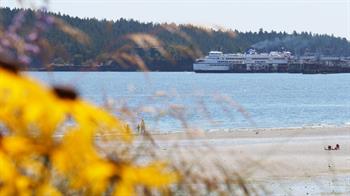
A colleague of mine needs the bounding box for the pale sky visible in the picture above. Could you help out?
[1,0,350,40]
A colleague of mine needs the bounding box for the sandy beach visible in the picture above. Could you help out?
[148,126,350,195]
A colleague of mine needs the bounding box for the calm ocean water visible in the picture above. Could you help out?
[29,72,350,131]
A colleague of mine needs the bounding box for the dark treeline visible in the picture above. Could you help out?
[1,7,350,71]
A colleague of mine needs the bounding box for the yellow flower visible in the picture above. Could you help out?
[36,183,62,196]
[0,151,16,183]
[51,128,115,194]
[0,151,33,196]
[0,68,66,137]
[81,160,116,194]
[1,136,37,156]
[14,176,32,196]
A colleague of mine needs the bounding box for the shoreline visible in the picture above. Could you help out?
[149,124,350,140]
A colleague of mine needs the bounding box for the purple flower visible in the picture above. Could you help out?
[7,33,21,43]
[0,38,11,48]
[27,32,39,42]
[24,43,40,54]
[1,8,57,67]
[18,55,31,65]
[44,16,55,25]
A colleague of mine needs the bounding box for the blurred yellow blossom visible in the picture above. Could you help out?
[51,127,115,194]
[36,183,62,196]
[0,68,66,136]
[0,151,32,196]
[0,64,177,195]
[1,136,38,156]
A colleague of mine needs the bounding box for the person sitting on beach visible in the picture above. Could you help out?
[325,145,332,151]
[334,144,340,150]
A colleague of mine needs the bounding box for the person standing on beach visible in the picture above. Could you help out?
[137,124,140,134]
[140,119,146,135]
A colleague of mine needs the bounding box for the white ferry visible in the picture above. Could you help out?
[193,50,292,73]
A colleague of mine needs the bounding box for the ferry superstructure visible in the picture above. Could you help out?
[193,50,292,73]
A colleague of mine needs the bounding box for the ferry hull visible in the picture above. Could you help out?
[194,70,232,73]
[193,63,231,73]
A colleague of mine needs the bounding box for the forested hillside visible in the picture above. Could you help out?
[1,7,349,71]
